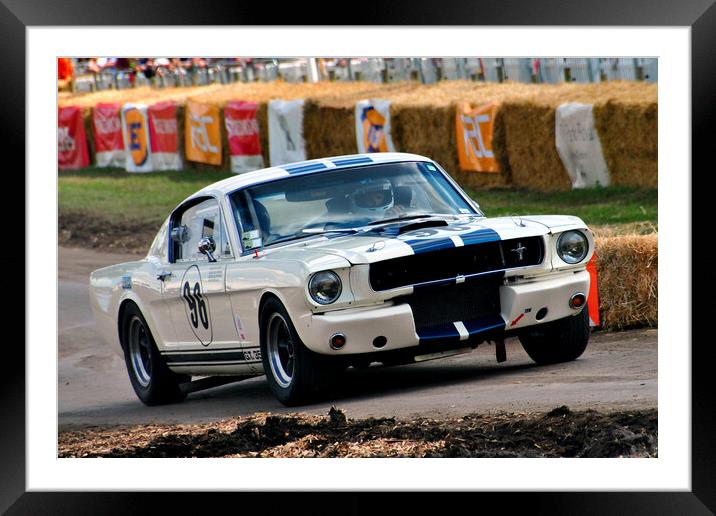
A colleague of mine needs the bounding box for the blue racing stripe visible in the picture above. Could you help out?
[416,314,505,344]
[331,156,373,167]
[404,237,456,254]
[463,314,506,335]
[461,228,501,246]
[416,322,461,342]
[281,162,328,174]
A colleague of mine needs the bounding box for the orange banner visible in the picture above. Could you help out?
[456,102,500,173]
[185,101,222,165]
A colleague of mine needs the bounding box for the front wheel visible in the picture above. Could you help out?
[122,304,187,406]
[260,298,339,406]
[519,305,590,365]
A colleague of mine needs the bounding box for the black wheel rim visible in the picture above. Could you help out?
[128,316,152,387]
[267,313,295,388]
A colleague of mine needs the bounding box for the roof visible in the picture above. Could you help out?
[195,152,432,197]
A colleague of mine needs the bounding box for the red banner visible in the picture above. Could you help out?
[93,103,123,151]
[148,102,181,170]
[148,102,178,153]
[225,100,263,173]
[92,103,124,167]
[58,106,89,170]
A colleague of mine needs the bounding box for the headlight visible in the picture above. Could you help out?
[557,230,588,264]
[309,271,342,305]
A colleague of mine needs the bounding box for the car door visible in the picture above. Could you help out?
[161,197,239,355]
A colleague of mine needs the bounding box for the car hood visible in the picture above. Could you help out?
[267,215,587,265]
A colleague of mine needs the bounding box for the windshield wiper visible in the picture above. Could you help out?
[267,228,358,247]
[367,214,443,226]
[298,228,359,235]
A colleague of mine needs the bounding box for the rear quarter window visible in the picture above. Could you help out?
[148,217,170,260]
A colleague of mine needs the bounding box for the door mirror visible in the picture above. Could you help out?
[198,236,217,262]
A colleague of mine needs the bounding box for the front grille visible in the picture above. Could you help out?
[369,236,543,291]
[401,274,502,330]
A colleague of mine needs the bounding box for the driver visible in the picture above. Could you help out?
[349,179,396,217]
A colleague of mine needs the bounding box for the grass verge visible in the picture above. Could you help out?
[60,167,657,227]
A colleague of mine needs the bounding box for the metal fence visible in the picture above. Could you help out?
[69,57,658,92]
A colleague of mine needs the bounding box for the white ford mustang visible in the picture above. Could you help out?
[90,153,595,406]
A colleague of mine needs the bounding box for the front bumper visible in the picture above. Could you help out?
[297,269,590,355]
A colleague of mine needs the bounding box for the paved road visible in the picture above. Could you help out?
[59,246,657,429]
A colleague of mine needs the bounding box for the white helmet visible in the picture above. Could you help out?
[349,179,394,216]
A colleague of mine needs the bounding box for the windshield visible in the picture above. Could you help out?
[229,161,478,248]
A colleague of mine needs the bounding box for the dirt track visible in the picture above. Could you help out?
[58,246,658,432]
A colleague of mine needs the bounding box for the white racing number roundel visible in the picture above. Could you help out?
[181,265,213,346]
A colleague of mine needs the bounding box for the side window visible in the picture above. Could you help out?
[148,217,169,260]
[173,198,232,262]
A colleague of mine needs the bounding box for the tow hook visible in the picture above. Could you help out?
[493,338,507,363]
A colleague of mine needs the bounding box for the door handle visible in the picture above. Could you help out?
[157,271,172,281]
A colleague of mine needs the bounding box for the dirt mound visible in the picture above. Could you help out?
[59,406,657,458]
[59,211,157,255]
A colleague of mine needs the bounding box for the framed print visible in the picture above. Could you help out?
[5,0,714,512]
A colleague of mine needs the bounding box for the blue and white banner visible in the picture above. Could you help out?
[120,103,154,173]
[355,99,395,154]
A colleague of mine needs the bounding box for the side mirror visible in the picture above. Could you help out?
[198,236,217,262]
[171,224,190,243]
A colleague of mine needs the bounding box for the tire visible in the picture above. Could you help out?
[121,303,188,406]
[519,305,590,365]
[260,297,339,406]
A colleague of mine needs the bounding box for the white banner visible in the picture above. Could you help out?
[355,99,395,154]
[268,99,306,166]
[120,103,154,173]
[555,103,610,188]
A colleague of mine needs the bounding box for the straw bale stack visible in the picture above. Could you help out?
[595,233,658,330]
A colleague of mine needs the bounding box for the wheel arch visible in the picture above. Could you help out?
[258,290,284,323]
[117,298,140,351]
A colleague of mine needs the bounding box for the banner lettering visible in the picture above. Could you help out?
[148,102,181,170]
[185,101,222,165]
[92,103,124,168]
[456,102,500,173]
[121,103,153,173]
[225,100,263,174]
[58,106,90,170]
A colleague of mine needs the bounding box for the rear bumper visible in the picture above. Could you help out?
[297,269,590,355]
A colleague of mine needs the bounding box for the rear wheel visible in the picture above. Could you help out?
[122,304,187,406]
[519,305,590,365]
[260,298,339,406]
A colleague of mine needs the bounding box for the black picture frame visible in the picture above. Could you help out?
[5,0,713,513]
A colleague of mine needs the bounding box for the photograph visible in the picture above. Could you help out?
[5,6,707,508]
[56,56,659,460]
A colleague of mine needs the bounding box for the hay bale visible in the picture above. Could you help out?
[500,102,572,191]
[256,102,270,168]
[595,234,657,330]
[303,100,356,159]
[593,100,657,187]
[81,106,96,166]
[61,80,657,190]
